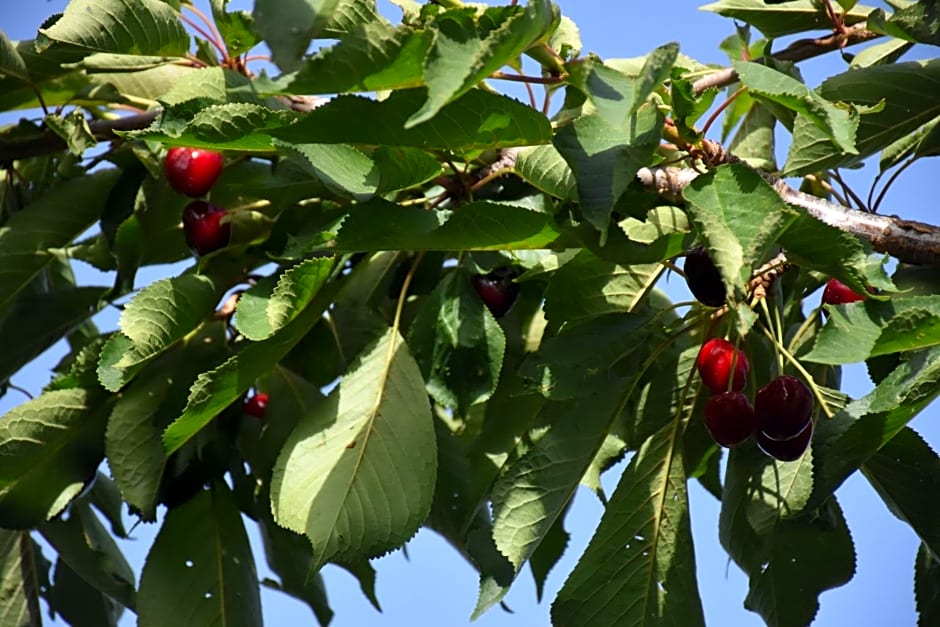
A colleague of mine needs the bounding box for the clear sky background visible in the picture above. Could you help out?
[2,2,938,626]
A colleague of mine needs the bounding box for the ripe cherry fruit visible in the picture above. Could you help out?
[243,393,269,419]
[182,201,231,256]
[754,375,813,441]
[684,246,726,307]
[164,146,224,198]
[696,338,750,395]
[822,278,866,305]
[471,268,520,318]
[757,420,813,462]
[704,391,757,447]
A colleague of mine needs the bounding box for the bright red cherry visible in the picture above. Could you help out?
[182,201,231,256]
[704,391,757,447]
[164,147,224,197]
[243,393,269,419]
[822,278,866,305]
[684,246,726,307]
[471,269,520,318]
[757,420,813,462]
[754,375,814,441]
[696,338,750,395]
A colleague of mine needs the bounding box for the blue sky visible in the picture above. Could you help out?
[2,2,938,626]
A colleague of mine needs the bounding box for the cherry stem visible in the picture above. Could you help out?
[179,12,228,59]
[391,252,426,348]
[870,156,915,214]
[523,78,538,110]
[489,71,565,85]
[829,169,867,212]
[184,2,229,59]
[758,298,785,373]
[470,167,514,193]
[786,307,821,357]
[6,383,33,400]
[758,325,835,419]
[700,86,745,138]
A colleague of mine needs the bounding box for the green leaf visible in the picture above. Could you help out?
[733,60,858,155]
[97,274,221,392]
[50,557,122,627]
[283,21,431,94]
[542,249,662,329]
[0,169,118,313]
[163,294,329,455]
[408,0,556,127]
[0,29,29,82]
[916,543,940,627]
[529,507,569,602]
[334,199,562,252]
[552,421,705,627]
[276,141,379,200]
[682,163,798,302]
[268,88,552,151]
[805,296,940,365]
[729,102,778,171]
[43,110,97,156]
[253,0,344,72]
[700,0,874,39]
[407,271,506,415]
[234,257,333,341]
[0,286,107,387]
[271,328,437,570]
[373,146,444,195]
[0,389,109,529]
[514,144,577,201]
[632,42,679,114]
[868,3,940,46]
[810,346,940,509]
[37,0,190,56]
[862,427,940,558]
[210,0,260,57]
[554,94,663,235]
[138,485,262,627]
[39,501,136,612]
[0,530,42,627]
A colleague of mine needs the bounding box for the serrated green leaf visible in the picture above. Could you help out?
[253,0,344,72]
[514,144,577,201]
[632,42,679,114]
[268,88,552,151]
[210,0,260,57]
[619,205,690,246]
[682,163,798,302]
[0,529,42,627]
[850,37,913,70]
[234,257,333,341]
[334,198,562,252]
[915,543,940,627]
[700,0,874,39]
[868,3,940,45]
[408,0,555,127]
[863,427,940,558]
[321,0,384,37]
[0,169,118,313]
[0,286,107,387]
[0,29,29,82]
[529,507,569,603]
[39,502,136,612]
[97,274,221,392]
[729,102,778,171]
[810,346,940,509]
[552,421,705,627]
[50,557,121,627]
[38,0,189,56]
[542,249,662,328]
[271,328,437,570]
[805,296,940,364]
[276,141,378,200]
[138,485,262,627]
[0,389,109,529]
[43,110,96,156]
[373,146,444,195]
[407,271,506,415]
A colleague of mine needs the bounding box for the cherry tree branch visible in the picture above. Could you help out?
[691,23,881,95]
[635,165,940,266]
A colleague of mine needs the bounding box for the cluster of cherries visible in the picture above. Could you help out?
[696,339,814,461]
[163,146,231,256]
[685,247,867,461]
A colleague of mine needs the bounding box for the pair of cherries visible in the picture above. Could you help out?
[164,146,231,256]
[697,338,814,461]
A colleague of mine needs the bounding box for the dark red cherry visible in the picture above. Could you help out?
[182,201,231,256]
[757,420,813,462]
[822,278,866,305]
[243,393,269,419]
[754,375,814,441]
[164,147,224,197]
[704,391,757,447]
[684,246,726,307]
[696,338,750,395]
[471,269,520,318]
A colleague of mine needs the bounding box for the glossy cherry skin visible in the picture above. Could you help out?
[684,246,726,307]
[182,201,231,256]
[754,375,814,441]
[757,420,813,462]
[822,278,866,305]
[704,391,757,447]
[471,269,520,318]
[164,147,224,197]
[243,393,269,419]
[696,338,750,395]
